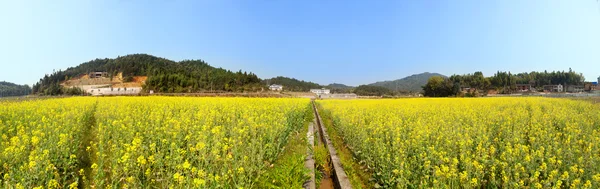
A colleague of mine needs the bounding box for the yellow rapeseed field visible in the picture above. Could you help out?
[1,97,311,188]
[319,98,600,188]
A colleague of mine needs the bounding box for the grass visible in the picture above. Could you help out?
[313,143,330,187]
[316,102,372,189]
[254,104,313,188]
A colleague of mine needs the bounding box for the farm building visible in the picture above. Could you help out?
[515,84,533,92]
[310,88,331,95]
[566,85,585,93]
[320,93,358,99]
[89,72,108,78]
[543,84,563,92]
[269,84,283,91]
[86,87,142,96]
[585,82,598,91]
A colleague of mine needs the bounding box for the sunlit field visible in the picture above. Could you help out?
[0,97,310,188]
[319,98,600,188]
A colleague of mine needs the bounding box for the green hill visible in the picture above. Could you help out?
[0,81,32,97]
[326,83,354,93]
[262,76,322,92]
[32,54,262,95]
[368,72,447,92]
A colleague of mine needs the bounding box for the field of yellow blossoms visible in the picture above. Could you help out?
[319,98,600,188]
[0,97,311,188]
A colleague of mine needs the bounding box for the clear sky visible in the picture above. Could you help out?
[1,0,600,86]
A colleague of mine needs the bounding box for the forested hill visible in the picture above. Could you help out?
[0,81,32,97]
[32,54,262,94]
[262,76,322,91]
[326,83,354,93]
[368,72,447,92]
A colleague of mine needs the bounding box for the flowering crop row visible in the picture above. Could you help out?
[319,98,600,188]
[1,97,311,188]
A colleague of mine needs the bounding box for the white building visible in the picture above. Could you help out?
[86,87,142,96]
[543,84,563,92]
[320,93,357,99]
[269,84,283,91]
[310,88,330,95]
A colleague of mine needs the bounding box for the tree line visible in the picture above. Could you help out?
[0,81,32,97]
[423,69,586,97]
[261,76,322,92]
[32,54,263,95]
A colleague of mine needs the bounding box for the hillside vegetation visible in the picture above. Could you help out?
[423,70,586,97]
[368,72,446,92]
[262,76,322,92]
[353,85,391,96]
[32,54,262,95]
[326,83,354,93]
[0,81,31,97]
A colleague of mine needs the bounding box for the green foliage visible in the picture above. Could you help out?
[32,54,262,95]
[256,153,310,188]
[0,81,31,97]
[423,69,586,97]
[488,69,584,93]
[326,83,354,93]
[317,106,370,189]
[353,85,392,96]
[313,144,330,185]
[123,76,134,82]
[262,76,322,92]
[255,106,313,188]
[369,72,447,92]
[62,87,86,96]
[422,76,454,97]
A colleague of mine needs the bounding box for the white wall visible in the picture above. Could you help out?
[86,87,142,96]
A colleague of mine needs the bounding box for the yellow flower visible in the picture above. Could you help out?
[68,181,78,189]
[173,172,184,183]
[470,178,478,186]
[28,161,37,169]
[31,136,40,146]
[194,178,205,187]
[182,160,191,169]
[91,163,98,169]
[137,155,146,165]
[47,179,59,189]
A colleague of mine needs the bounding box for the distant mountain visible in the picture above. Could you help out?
[262,76,322,92]
[326,83,354,89]
[368,72,447,92]
[0,81,32,97]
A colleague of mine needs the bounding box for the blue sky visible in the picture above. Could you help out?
[1,0,600,86]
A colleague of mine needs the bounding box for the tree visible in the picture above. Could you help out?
[353,85,392,96]
[33,54,264,95]
[423,76,453,97]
